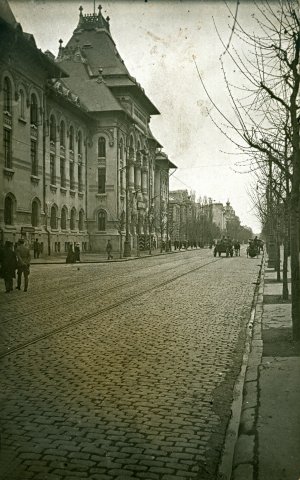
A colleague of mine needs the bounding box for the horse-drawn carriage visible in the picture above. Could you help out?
[213,239,233,257]
[246,238,264,258]
[247,239,259,258]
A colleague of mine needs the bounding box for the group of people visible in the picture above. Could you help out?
[0,239,31,293]
[66,243,81,263]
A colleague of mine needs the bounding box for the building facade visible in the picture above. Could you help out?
[0,2,175,255]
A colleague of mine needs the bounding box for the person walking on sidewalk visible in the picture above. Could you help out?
[33,239,40,259]
[106,240,113,260]
[16,239,31,292]
[0,241,18,293]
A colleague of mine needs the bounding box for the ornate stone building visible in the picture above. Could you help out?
[0,1,175,254]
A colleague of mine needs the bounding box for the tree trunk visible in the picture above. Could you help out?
[276,230,281,281]
[290,193,300,340]
[282,202,289,301]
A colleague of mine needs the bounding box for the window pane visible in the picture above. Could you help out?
[4,129,12,169]
[98,211,106,231]
[98,168,106,193]
[60,159,66,187]
[31,140,38,175]
[50,154,56,184]
[4,196,13,225]
[31,201,38,227]
[98,137,106,157]
[4,78,12,113]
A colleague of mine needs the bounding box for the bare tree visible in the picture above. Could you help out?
[196,0,300,339]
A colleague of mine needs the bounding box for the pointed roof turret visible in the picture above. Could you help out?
[75,4,111,34]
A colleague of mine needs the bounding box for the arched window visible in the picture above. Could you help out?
[50,115,56,142]
[19,89,25,118]
[79,209,84,231]
[78,131,82,155]
[3,77,12,113]
[60,120,65,147]
[50,205,57,229]
[30,93,38,126]
[61,207,67,230]
[70,207,76,231]
[31,200,39,227]
[98,137,106,158]
[69,125,74,151]
[98,210,106,231]
[4,195,14,225]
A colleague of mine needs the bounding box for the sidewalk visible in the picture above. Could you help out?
[231,256,300,480]
[30,248,181,265]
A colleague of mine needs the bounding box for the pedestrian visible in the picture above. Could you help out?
[74,243,81,262]
[0,241,18,293]
[106,239,113,260]
[66,244,76,264]
[33,238,40,259]
[16,239,31,292]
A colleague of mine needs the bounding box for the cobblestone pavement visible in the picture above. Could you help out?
[0,249,261,480]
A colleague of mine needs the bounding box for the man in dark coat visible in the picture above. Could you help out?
[16,239,31,292]
[0,241,18,293]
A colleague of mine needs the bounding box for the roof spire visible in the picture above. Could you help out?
[79,5,83,17]
[98,5,102,17]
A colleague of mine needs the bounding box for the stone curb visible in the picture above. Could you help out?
[218,255,264,480]
[30,249,182,265]
[230,256,265,480]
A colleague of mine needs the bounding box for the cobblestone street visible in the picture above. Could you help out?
[0,249,261,480]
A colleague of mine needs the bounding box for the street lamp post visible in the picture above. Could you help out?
[123,157,131,258]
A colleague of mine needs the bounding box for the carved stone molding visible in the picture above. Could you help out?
[96,127,114,147]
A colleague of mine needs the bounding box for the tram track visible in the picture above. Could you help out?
[0,257,220,359]
[0,251,212,323]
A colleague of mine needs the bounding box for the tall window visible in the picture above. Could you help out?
[79,210,84,231]
[31,140,38,175]
[30,93,38,126]
[4,128,12,168]
[19,89,25,118]
[60,158,66,187]
[50,205,57,229]
[4,196,13,225]
[78,163,83,192]
[70,161,75,190]
[50,154,55,185]
[98,137,106,158]
[78,131,82,155]
[98,210,106,231]
[31,200,39,227]
[69,125,74,151]
[61,207,67,230]
[98,167,106,194]
[60,120,65,147]
[50,115,56,142]
[3,77,12,113]
[70,208,76,231]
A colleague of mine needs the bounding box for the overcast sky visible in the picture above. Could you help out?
[10,0,262,232]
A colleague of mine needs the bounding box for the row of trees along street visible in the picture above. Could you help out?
[197,0,300,340]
